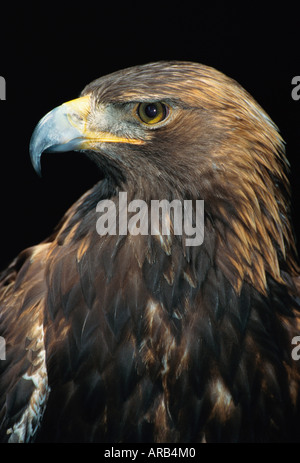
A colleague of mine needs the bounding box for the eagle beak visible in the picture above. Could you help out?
[29,96,92,176]
[29,95,143,176]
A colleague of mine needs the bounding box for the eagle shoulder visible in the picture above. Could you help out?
[0,244,50,442]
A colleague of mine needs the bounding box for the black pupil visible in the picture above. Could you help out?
[145,104,158,118]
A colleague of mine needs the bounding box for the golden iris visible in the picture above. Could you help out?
[137,102,169,124]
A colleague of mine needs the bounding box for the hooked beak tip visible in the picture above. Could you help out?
[29,98,90,176]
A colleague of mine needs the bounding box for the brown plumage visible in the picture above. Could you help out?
[0,61,300,442]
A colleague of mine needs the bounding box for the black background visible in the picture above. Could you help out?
[0,2,299,270]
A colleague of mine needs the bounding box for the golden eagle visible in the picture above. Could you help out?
[0,61,300,443]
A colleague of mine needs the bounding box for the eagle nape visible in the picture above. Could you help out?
[1,61,300,443]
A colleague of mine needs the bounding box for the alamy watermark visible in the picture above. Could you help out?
[0,76,6,100]
[291,76,300,101]
[95,192,204,246]
[291,336,300,361]
[0,336,5,360]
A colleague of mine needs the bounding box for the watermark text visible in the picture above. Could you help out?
[0,336,6,360]
[96,192,204,246]
[291,76,300,101]
[0,76,6,100]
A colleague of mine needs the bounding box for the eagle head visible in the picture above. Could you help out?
[30,61,298,294]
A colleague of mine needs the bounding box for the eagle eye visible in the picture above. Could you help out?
[137,102,169,125]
